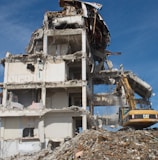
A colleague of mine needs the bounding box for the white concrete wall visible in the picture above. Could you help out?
[7,62,35,83]
[1,140,18,158]
[6,61,67,83]
[0,140,41,159]
[0,117,41,158]
[20,117,39,138]
[46,90,68,109]
[45,61,67,82]
[52,92,68,109]
[45,113,73,141]
[7,62,43,83]
[3,118,20,139]
[3,117,39,140]
[18,141,41,153]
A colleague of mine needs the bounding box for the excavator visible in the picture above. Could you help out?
[116,73,158,129]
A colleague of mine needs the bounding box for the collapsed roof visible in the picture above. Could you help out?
[26,0,110,55]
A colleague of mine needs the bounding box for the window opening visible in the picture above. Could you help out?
[23,128,34,137]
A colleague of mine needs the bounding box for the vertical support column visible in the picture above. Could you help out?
[4,59,9,84]
[0,119,5,158]
[82,29,87,110]
[81,29,87,130]
[89,77,94,114]
[43,33,48,54]
[2,88,7,107]
[44,13,48,30]
[39,118,45,149]
[3,59,9,108]
[41,84,46,108]
[82,114,87,132]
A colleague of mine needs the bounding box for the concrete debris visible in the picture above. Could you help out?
[27,101,43,110]
[6,129,158,160]
[8,102,24,110]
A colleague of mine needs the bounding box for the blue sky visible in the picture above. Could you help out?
[0,0,158,111]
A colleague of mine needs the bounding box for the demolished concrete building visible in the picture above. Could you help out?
[0,0,156,158]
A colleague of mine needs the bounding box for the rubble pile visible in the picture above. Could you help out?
[7,129,158,160]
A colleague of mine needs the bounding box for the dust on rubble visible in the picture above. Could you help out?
[6,129,158,160]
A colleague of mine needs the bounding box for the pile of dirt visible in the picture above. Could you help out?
[7,129,158,160]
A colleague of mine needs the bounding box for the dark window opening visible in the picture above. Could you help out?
[47,140,60,150]
[68,62,82,81]
[8,89,42,107]
[23,128,34,137]
[27,63,35,72]
[73,117,82,136]
[69,93,82,107]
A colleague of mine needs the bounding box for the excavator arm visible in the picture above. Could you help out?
[117,74,136,110]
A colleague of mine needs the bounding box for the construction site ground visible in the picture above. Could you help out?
[5,128,158,160]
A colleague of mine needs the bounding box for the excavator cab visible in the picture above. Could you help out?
[119,107,158,129]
